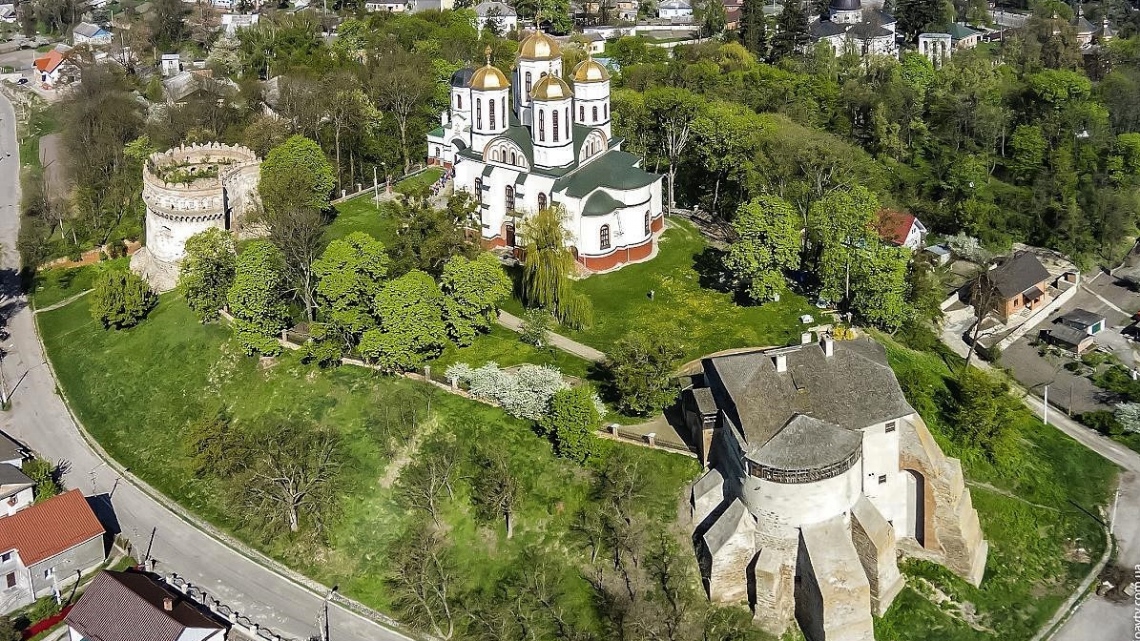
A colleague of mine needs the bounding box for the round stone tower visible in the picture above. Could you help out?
[131,142,261,291]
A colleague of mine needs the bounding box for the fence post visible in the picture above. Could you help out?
[424,365,431,382]
[646,432,656,448]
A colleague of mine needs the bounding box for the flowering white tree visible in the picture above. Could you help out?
[1115,402,1140,433]
[445,362,606,421]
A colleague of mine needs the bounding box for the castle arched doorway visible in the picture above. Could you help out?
[903,469,926,547]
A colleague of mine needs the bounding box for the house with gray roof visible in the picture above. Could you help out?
[808,0,898,58]
[685,336,988,640]
[976,251,1053,320]
[66,570,226,641]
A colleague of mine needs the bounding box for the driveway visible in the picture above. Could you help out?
[0,93,409,641]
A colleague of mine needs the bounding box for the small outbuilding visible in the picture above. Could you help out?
[1058,308,1106,335]
[1042,325,1095,355]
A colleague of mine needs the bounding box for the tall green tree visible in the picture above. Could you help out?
[771,0,809,59]
[521,206,593,329]
[738,0,768,59]
[360,271,449,372]
[390,192,479,277]
[440,253,512,346]
[723,195,802,303]
[806,185,879,302]
[849,243,911,331]
[951,368,1022,465]
[895,0,941,43]
[180,228,237,322]
[643,88,704,210]
[606,333,683,415]
[90,270,156,330]
[310,232,389,357]
[259,135,336,216]
[227,240,289,356]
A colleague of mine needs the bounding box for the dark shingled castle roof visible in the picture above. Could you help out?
[703,339,914,465]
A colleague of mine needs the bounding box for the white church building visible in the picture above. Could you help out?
[427,35,664,272]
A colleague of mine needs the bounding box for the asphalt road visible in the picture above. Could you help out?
[0,92,409,641]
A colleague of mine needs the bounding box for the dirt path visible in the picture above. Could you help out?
[38,132,68,203]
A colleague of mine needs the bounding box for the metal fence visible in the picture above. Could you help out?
[165,574,298,641]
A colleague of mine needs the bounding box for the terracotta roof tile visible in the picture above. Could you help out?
[0,489,104,565]
[875,208,916,246]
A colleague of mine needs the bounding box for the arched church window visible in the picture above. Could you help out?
[474,178,483,204]
[539,110,545,142]
[511,151,517,165]
[506,185,515,213]
[599,224,611,250]
[502,98,506,124]
[553,110,559,142]
[592,105,598,121]
[538,192,547,210]
[476,99,482,130]
[525,71,532,96]
[489,99,496,129]
[604,104,608,119]
[579,105,584,121]
[457,94,462,109]
[644,211,651,236]
[492,149,499,162]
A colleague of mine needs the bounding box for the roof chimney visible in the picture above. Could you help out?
[163,597,174,612]
[822,334,834,357]
[774,354,787,372]
[801,331,813,345]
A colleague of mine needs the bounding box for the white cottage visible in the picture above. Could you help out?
[427,35,664,272]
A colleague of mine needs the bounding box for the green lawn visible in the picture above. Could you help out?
[38,293,700,620]
[504,219,817,362]
[323,169,444,247]
[394,167,443,195]
[874,336,1117,641]
[431,324,595,380]
[31,258,129,310]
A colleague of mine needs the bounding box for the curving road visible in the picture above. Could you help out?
[0,92,409,641]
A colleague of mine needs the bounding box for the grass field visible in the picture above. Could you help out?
[432,323,595,380]
[38,293,699,616]
[874,336,1117,641]
[504,219,817,361]
[323,169,444,247]
[31,258,130,310]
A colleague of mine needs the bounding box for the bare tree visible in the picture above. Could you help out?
[470,448,520,538]
[388,525,457,639]
[239,419,342,535]
[396,438,460,526]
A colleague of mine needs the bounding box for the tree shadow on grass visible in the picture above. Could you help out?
[692,246,737,296]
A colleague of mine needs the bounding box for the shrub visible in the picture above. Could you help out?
[446,362,568,420]
[90,270,156,329]
[1082,410,1124,436]
[540,386,601,464]
[180,228,237,322]
[519,308,552,347]
[21,458,61,502]
[606,332,683,415]
[1114,403,1140,434]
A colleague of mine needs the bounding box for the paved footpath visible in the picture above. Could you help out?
[497,310,607,363]
[0,93,409,641]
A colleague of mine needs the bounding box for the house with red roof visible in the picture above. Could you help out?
[66,571,227,641]
[33,47,75,86]
[874,208,927,251]
[0,489,105,613]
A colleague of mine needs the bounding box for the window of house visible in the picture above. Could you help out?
[600,225,611,250]
[538,110,545,142]
[553,110,559,142]
[476,99,482,130]
[489,99,496,129]
[877,475,887,484]
[457,94,462,109]
[885,421,896,433]
[0,553,9,563]
[505,185,515,213]
[502,98,506,124]
[474,178,483,204]
[538,192,547,210]
[43,568,53,579]
[592,105,598,121]
[644,211,651,236]
[4,573,13,589]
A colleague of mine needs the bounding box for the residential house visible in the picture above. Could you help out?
[875,209,927,251]
[72,22,112,46]
[162,70,238,105]
[1058,308,1106,335]
[0,433,28,469]
[0,489,105,614]
[364,0,408,11]
[160,53,181,77]
[0,466,34,518]
[0,5,17,24]
[657,0,692,19]
[975,251,1052,320]
[33,49,76,86]
[474,0,517,33]
[582,32,606,54]
[66,571,227,641]
[723,0,742,29]
[220,13,259,36]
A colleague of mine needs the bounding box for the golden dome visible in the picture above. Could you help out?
[519,30,561,60]
[572,57,610,83]
[470,64,509,91]
[530,73,573,101]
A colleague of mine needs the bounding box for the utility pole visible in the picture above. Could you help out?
[373,165,378,209]
[318,585,338,641]
[1042,385,1049,425]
